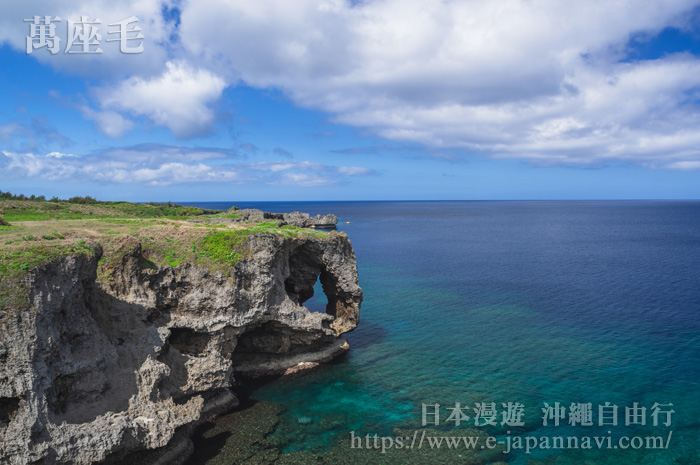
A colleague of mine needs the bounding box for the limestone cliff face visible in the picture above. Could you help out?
[0,232,362,464]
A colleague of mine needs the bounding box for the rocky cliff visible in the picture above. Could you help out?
[0,228,362,464]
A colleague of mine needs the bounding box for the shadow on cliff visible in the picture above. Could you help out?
[41,279,181,426]
[32,253,169,427]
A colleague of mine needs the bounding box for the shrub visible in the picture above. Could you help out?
[67,195,98,204]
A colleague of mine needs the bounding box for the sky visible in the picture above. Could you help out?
[1,0,700,201]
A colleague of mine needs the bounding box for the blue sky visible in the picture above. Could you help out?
[2,1,700,201]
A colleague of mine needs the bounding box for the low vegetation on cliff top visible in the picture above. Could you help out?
[0,194,334,312]
[0,191,212,222]
[0,240,96,310]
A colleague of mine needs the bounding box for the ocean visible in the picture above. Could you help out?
[181,201,700,464]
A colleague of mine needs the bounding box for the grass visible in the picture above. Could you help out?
[0,240,96,311]
[199,230,251,266]
[0,198,217,222]
[197,223,328,266]
[216,211,242,219]
[134,222,329,273]
[0,198,335,313]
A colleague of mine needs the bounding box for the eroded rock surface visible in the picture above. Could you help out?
[0,232,361,464]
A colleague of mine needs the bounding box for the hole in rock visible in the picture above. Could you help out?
[234,321,322,355]
[0,397,20,426]
[304,276,328,313]
[284,244,339,316]
[230,321,333,366]
[169,328,211,355]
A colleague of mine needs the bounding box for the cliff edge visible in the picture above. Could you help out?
[0,213,362,464]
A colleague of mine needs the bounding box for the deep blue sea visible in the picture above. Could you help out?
[184,201,700,464]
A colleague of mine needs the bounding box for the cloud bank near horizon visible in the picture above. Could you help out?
[0,144,376,186]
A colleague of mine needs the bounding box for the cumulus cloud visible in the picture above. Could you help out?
[80,107,134,138]
[0,0,171,78]
[94,61,226,138]
[0,144,375,186]
[175,0,700,168]
[1,2,225,139]
[6,0,700,168]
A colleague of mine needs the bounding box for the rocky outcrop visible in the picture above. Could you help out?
[0,232,361,464]
[205,209,339,228]
[280,212,338,229]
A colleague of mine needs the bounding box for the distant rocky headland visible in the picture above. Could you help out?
[189,207,339,229]
[0,197,362,464]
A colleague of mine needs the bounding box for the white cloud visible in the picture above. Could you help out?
[246,161,376,180]
[0,145,375,186]
[277,173,333,187]
[6,0,700,168]
[175,0,700,168]
[104,162,237,185]
[94,61,226,138]
[46,151,76,158]
[249,161,325,172]
[0,149,238,186]
[80,107,134,138]
[0,0,172,78]
[664,160,700,170]
[336,166,373,175]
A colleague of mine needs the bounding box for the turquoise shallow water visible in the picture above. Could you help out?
[188,201,700,464]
